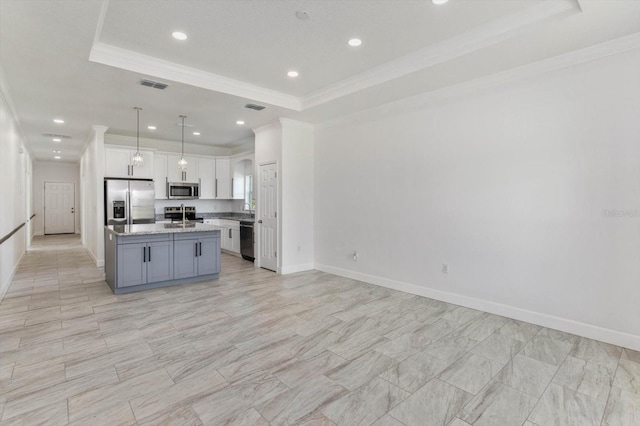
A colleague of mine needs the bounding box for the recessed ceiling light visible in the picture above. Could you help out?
[193,132,200,136]
[432,0,448,4]
[53,150,61,153]
[348,38,362,47]
[147,125,156,130]
[287,71,299,78]
[53,119,64,124]
[236,120,245,125]
[172,31,187,40]
[52,138,62,142]
[54,156,61,159]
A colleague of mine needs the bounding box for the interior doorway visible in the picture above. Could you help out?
[258,162,277,272]
[44,181,75,234]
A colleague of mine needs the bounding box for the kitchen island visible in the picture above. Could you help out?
[104,223,221,294]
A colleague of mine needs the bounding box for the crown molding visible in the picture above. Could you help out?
[279,118,314,130]
[89,42,302,111]
[316,33,640,130]
[301,0,581,110]
[252,121,282,135]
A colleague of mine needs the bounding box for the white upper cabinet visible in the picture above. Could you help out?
[198,157,216,199]
[153,154,168,199]
[166,155,199,182]
[215,158,231,199]
[104,146,154,179]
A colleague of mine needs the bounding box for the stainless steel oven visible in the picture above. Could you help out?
[167,182,199,199]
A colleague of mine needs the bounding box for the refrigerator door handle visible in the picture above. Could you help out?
[143,246,146,263]
[126,189,131,226]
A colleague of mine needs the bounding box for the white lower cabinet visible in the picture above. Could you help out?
[204,219,240,254]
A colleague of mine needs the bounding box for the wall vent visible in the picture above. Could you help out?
[42,133,71,139]
[139,79,169,90]
[244,103,266,111]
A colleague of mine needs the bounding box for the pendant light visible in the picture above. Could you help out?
[132,107,144,166]
[178,115,188,171]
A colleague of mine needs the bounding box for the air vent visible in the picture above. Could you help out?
[244,103,266,111]
[42,133,71,139]
[139,79,169,90]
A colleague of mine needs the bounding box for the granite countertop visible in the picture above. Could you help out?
[154,212,255,222]
[106,223,222,236]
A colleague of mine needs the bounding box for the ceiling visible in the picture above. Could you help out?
[1,0,639,162]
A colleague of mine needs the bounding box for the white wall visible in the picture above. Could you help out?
[80,126,107,267]
[0,84,31,299]
[32,161,80,235]
[104,134,239,156]
[281,120,314,273]
[313,49,640,350]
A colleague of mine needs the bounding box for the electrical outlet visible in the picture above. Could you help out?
[353,251,358,261]
[442,263,449,274]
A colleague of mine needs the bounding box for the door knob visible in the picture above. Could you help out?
[258,220,263,223]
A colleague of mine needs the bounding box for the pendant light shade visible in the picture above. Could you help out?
[178,115,188,171]
[132,107,144,166]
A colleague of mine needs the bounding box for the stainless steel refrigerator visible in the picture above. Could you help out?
[104,179,155,225]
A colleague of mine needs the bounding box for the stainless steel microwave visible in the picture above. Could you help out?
[167,182,199,199]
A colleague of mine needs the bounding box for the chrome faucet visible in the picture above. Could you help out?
[243,202,253,212]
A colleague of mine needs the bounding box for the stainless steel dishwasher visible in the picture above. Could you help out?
[239,221,254,261]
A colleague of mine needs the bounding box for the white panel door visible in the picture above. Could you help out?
[259,163,277,271]
[44,182,75,234]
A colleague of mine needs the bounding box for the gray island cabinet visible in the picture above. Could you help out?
[105,223,221,294]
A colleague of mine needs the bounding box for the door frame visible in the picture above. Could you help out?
[44,181,75,235]
[257,161,279,273]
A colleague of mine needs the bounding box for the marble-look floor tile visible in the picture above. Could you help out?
[259,375,348,426]
[438,352,504,395]
[322,377,409,426]
[461,381,537,426]
[129,367,228,424]
[471,332,524,365]
[274,350,346,389]
[602,386,640,426]
[447,419,472,426]
[622,348,640,364]
[496,354,558,398]
[191,372,288,425]
[496,319,541,343]
[375,319,456,362]
[0,400,67,426]
[521,335,573,367]
[67,402,136,426]
[455,313,507,341]
[388,378,472,426]
[553,355,615,401]
[422,333,480,362]
[138,406,204,426]
[327,330,389,361]
[570,337,622,370]
[67,368,174,422]
[326,351,397,391]
[284,329,344,360]
[218,347,296,383]
[212,407,269,426]
[371,415,404,426]
[528,383,606,426]
[379,351,450,393]
[613,357,640,395]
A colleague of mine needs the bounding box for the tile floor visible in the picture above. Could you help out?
[0,234,639,425]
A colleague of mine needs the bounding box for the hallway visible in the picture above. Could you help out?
[1,236,639,425]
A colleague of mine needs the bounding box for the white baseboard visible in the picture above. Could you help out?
[85,246,105,268]
[281,263,314,275]
[0,250,26,304]
[314,263,640,351]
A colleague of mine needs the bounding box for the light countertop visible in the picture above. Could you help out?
[106,223,222,236]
